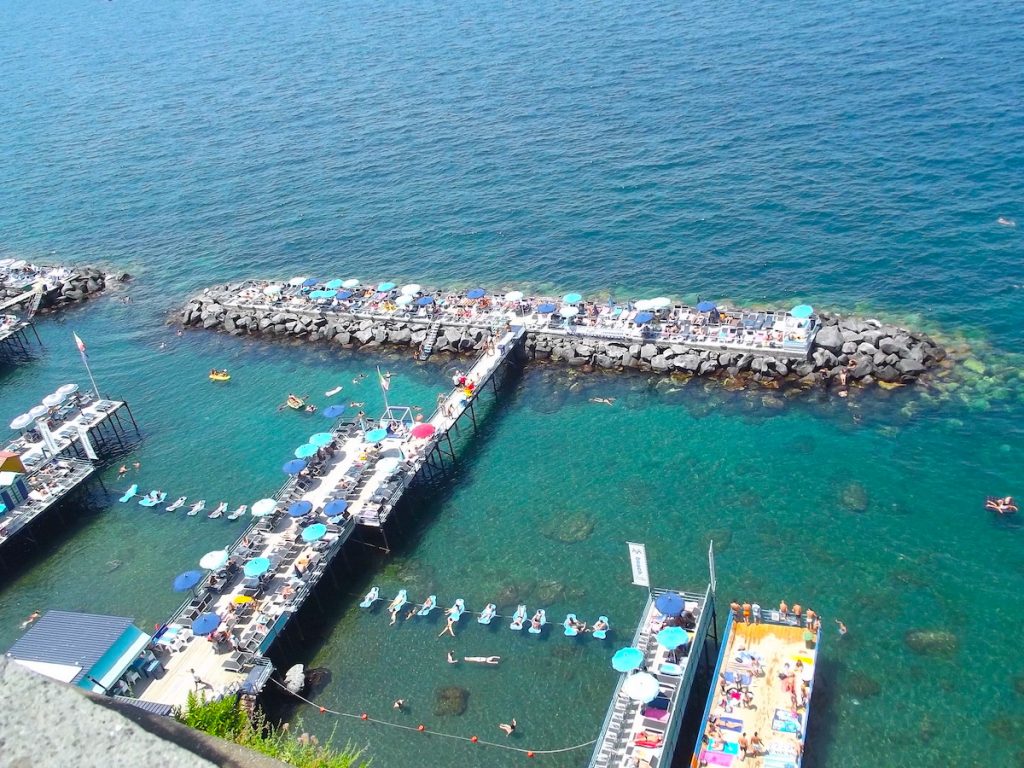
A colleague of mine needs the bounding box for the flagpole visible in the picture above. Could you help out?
[74,332,102,400]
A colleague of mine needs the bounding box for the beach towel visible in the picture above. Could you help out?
[772,709,801,734]
[699,749,735,767]
[708,739,740,755]
[719,716,744,732]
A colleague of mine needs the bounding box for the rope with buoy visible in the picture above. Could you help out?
[269,677,597,758]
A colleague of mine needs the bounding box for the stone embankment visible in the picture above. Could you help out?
[180,286,946,388]
[0,265,126,312]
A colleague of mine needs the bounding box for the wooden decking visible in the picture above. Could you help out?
[694,614,819,768]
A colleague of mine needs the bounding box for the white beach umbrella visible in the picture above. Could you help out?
[400,283,422,295]
[622,672,661,702]
[395,294,413,306]
[505,290,524,302]
[634,299,654,311]
[376,457,401,475]
[560,305,580,317]
[56,383,79,398]
[342,279,361,289]
[288,276,308,287]
[263,284,283,296]
[9,260,27,270]
[28,405,48,420]
[251,498,277,517]
[648,297,673,310]
[9,413,33,431]
[199,549,229,570]
[0,258,14,268]
[42,392,66,408]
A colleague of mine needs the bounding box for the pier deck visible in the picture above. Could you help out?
[5,397,134,467]
[206,280,817,359]
[0,458,95,545]
[138,327,526,707]
[588,586,715,768]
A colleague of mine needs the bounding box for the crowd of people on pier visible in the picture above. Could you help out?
[234,278,817,352]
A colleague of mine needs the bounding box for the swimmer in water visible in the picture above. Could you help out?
[997,216,1016,228]
[589,397,615,405]
[447,650,458,664]
[349,401,364,408]
[20,610,41,629]
[835,619,847,636]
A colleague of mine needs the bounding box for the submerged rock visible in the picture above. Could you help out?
[840,482,869,513]
[846,671,882,699]
[701,528,733,553]
[1014,676,1024,696]
[434,686,469,716]
[535,580,566,604]
[497,580,535,606]
[904,629,959,656]
[543,512,595,543]
[987,715,1024,744]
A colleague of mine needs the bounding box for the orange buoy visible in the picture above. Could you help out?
[470,736,478,743]
[319,707,327,714]
[360,713,368,721]
[527,751,536,758]
[417,724,426,732]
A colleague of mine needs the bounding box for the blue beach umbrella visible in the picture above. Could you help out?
[307,290,325,299]
[612,647,645,672]
[288,500,313,518]
[537,303,557,314]
[323,404,347,419]
[302,523,328,543]
[377,281,396,292]
[634,311,655,325]
[657,626,690,649]
[282,459,307,475]
[365,427,388,444]
[791,304,813,319]
[336,290,353,300]
[294,443,319,459]
[191,612,222,637]
[466,288,486,300]
[301,278,319,288]
[309,432,334,447]
[243,557,271,578]
[696,301,717,313]
[324,499,348,517]
[562,292,583,304]
[325,279,344,290]
[655,592,685,616]
[172,570,204,593]
[416,296,435,306]
[320,289,338,300]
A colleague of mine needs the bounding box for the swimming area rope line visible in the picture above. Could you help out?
[269,677,598,758]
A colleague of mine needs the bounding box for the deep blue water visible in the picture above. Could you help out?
[1,1,1023,766]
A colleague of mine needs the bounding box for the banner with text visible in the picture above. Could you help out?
[627,541,650,588]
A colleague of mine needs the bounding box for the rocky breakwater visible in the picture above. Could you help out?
[529,312,945,388]
[0,265,124,312]
[180,289,496,354]
[180,288,946,389]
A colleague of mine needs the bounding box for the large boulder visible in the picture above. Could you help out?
[650,354,673,372]
[640,343,659,360]
[813,325,844,352]
[673,354,701,372]
[897,358,926,375]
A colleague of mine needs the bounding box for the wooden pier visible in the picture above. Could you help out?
[0,458,96,555]
[136,326,528,708]
[0,289,43,363]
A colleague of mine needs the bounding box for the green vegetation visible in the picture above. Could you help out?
[176,692,369,768]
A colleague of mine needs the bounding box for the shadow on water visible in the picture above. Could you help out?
[0,487,111,577]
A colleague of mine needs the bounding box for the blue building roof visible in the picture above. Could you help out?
[6,610,137,685]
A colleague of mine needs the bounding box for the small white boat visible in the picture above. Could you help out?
[325,386,343,397]
[166,496,187,512]
[208,502,227,519]
[187,500,206,516]
[227,504,247,520]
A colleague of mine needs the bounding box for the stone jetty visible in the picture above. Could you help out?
[0,263,124,312]
[179,280,946,388]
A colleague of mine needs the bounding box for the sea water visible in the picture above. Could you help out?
[0,1,1022,766]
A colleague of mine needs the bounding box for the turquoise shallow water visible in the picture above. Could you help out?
[1,0,1024,766]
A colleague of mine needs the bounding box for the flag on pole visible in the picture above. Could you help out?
[378,367,391,392]
[74,332,87,355]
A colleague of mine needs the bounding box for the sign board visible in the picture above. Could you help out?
[708,540,717,596]
[77,426,99,461]
[627,541,650,588]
